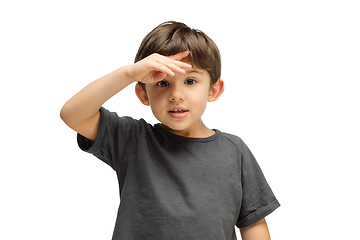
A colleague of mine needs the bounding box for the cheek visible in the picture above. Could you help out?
[147,90,162,104]
[148,92,167,113]
[190,91,209,111]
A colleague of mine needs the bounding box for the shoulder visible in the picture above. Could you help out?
[96,107,157,145]
[100,107,152,129]
[216,131,256,161]
[218,131,247,149]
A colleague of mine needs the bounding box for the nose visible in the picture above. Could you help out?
[169,85,185,102]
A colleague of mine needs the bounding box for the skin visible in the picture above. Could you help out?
[60,51,271,239]
[135,59,224,138]
[240,219,271,240]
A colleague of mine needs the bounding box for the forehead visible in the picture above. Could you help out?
[181,67,210,81]
[180,57,208,76]
[186,69,204,75]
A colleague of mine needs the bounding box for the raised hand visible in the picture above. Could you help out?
[129,51,192,84]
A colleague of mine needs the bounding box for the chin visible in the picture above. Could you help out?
[162,121,191,132]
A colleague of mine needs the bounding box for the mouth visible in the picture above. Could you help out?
[168,108,189,119]
[168,109,188,113]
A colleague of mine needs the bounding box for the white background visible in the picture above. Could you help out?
[1,0,359,239]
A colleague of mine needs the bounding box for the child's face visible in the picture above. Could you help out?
[140,67,216,137]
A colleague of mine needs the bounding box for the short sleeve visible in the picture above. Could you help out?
[77,107,145,171]
[236,141,280,228]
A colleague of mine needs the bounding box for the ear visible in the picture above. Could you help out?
[208,79,225,102]
[135,83,150,106]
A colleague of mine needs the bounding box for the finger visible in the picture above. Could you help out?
[154,72,168,82]
[141,71,168,83]
[159,61,192,75]
[174,60,192,70]
[159,55,192,71]
[171,52,192,70]
[156,63,175,76]
[155,57,188,75]
[170,51,190,61]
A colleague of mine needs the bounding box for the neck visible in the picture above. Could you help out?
[161,120,215,138]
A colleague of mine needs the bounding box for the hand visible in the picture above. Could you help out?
[129,51,192,84]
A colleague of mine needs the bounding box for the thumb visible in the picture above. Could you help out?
[141,71,168,83]
[154,72,168,82]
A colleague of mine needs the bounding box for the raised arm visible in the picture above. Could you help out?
[60,52,191,141]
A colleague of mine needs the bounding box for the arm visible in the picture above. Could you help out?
[60,52,191,141]
[240,218,271,240]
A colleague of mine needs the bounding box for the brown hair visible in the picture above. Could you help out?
[134,21,221,88]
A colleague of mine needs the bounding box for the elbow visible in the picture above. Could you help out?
[60,106,65,121]
[60,104,71,125]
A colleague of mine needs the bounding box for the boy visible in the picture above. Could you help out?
[60,21,280,240]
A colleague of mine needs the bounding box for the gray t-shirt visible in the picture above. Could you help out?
[77,107,280,240]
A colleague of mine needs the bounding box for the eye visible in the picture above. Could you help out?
[185,78,196,85]
[156,80,169,87]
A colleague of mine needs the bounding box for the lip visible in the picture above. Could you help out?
[168,106,189,119]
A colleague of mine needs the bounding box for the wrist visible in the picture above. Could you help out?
[121,64,137,85]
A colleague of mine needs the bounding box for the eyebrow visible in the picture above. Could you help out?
[186,69,203,74]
